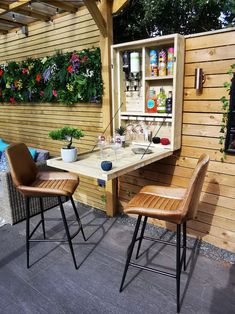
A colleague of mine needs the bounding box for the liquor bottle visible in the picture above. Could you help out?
[166,91,173,113]
[150,49,158,77]
[123,51,130,91]
[167,47,174,75]
[123,51,130,78]
[146,88,157,113]
[158,49,167,76]
[157,87,166,113]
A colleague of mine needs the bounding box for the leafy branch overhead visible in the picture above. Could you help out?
[113,0,235,43]
[0,48,103,105]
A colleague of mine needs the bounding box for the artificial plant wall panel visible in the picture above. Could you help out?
[0,48,102,105]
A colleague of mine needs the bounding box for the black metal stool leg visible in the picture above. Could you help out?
[176,224,181,313]
[136,216,148,259]
[120,215,142,292]
[25,197,30,269]
[39,197,46,239]
[70,196,86,241]
[58,196,78,269]
[183,221,187,271]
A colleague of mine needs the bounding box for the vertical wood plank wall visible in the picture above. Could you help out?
[0,7,106,211]
[0,13,234,252]
[119,28,235,252]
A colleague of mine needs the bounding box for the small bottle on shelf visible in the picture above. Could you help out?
[166,91,173,113]
[158,49,167,76]
[150,49,158,77]
[146,88,157,113]
[157,87,166,113]
[167,47,174,75]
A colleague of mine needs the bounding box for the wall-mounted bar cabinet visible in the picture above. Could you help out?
[111,34,185,151]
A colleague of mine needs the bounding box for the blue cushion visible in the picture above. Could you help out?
[35,148,50,162]
[0,139,9,152]
[28,147,37,160]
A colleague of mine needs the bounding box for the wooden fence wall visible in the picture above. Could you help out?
[119,28,235,253]
[0,12,234,252]
[0,7,106,211]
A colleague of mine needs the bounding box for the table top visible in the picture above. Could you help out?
[47,145,173,181]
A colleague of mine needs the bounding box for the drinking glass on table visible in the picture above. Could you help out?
[97,135,106,159]
[110,136,122,161]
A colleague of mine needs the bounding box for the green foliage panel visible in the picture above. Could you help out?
[0,48,103,105]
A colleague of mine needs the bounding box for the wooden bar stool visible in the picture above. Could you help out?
[6,143,86,269]
[119,154,209,313]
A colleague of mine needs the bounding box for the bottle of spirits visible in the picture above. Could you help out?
[166,91,173,113]
[150,49,158,77]
[146,88,157,113]
[157,87,166,113]
[167,48,174,75]
[158,49,167,76]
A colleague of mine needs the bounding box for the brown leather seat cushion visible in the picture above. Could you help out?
[6,143,80,198]
[17,171,79,197]
[125,154,210,224]
[125,185,186,224]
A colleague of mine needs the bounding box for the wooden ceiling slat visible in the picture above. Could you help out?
[39,0,78,13]
[9,0,32,10]
[15,7,51,21]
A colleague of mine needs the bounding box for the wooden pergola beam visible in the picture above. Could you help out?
[112,0,129,14]
[9,0,32,10]
[15,7,51,21]
[40,0,78,13]
[0,17,25,27]
[0,0,33,17]
[83,0,107,37]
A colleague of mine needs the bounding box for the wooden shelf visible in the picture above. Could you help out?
[145,75,173,81]
[120,112,172,117]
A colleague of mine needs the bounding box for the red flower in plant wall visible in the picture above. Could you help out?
[53,90,58,97]
[0,69,4,77]
[10,97,15,103]
[40,90,44,97]
[67,65,73,73]
[36,74,41,82]
[22,68,29,74]
[82,55,88,63]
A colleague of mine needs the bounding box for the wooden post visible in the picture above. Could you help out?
[99,0,118,216]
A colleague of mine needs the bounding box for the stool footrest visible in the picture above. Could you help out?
[129,262,176,278]
[141,235,177,247]
[29,225,83,242]
[29,238,69,243]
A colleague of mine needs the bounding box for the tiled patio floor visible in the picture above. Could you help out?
[0,201,234,314]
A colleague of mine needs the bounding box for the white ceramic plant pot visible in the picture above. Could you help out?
[61,147,77,163]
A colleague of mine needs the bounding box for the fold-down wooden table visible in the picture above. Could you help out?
[47,145,173,216]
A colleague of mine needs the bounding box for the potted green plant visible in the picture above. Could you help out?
[49,126,84,162]
[115,126,126,146]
